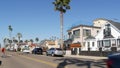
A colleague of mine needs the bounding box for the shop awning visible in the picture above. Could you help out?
[70,43,81,48]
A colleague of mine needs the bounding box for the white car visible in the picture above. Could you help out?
[46,48,64,57]
[23,49,30,54]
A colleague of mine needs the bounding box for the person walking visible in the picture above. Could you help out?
[1,47,5,58]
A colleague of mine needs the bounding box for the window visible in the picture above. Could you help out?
[111,39,116,46]
[97,30,99,33]
[73,29,80,38]
[83,29,91,36]
[97,40,103,47]
[97,41,100,47]
[50,48,54,50]
[68,32,72,39]
[104,24,111,37]
[103,40,111,47]
[92,42,94,47]
[83,42,86,47]
[88,42,90,48]
[117,39,120,47]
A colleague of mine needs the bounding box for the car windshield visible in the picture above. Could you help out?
[56,48,62,50]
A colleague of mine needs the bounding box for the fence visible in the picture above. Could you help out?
[71,47,117,57]
[71,50,116,57]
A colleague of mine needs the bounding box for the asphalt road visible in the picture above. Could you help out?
[0,52,107,68]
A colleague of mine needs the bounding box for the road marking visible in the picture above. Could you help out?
[19,55,68,68]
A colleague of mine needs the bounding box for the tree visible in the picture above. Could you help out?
[13,39,18,43]
[35,37,39,43]
[8,25,13,39]
[30,39,34,43]
[13,38,18,43]
[3,38,7,46]
[8,25,13,47]
[16,33,22,43]
[24,40,28,44]
[53,0,71,49]
[20,40,23,43]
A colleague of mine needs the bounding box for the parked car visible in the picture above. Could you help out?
[46,48,64,57]
[32,48,43,55]
[22,49,30,54]
[106,52,120,68]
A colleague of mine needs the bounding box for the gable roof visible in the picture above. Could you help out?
[94,18,120,30]
[108,20,120,30]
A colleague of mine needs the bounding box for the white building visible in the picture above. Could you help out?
[85,18,120,51]
[66,24,101,54]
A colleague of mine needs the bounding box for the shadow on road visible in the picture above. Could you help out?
[55,58,106,68]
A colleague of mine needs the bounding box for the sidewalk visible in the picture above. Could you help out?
[64,54,108,60]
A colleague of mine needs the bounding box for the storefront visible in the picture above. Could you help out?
[70,43,81,55]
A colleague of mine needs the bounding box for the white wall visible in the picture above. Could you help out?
[83,39,98,51]
[96,23,120,40]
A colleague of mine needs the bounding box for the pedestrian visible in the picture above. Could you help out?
[1,47,5,58]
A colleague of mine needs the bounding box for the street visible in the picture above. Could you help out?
[0,52,107,68]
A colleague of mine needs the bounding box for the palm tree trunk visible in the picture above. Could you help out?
[9,31,12,48]
[60,11,64,49]
[18,37,20,46]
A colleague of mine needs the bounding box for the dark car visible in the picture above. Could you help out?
[32,48,43,55]
[106,52,120,68]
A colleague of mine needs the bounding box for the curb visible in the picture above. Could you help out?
[64,55,108,60]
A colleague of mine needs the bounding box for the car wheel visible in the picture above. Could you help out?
[46,53,48,56]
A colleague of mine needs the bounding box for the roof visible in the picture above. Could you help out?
[93,18,108,22]
[30,44,36,47]
[93,18,120,30]
[67,24,101,32]
[108,20,120,30]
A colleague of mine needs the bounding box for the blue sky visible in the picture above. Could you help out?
[0,0,120,46]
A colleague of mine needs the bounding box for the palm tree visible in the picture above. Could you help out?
[8,25,13,39]
[35,37,39,43]
[53,0,71,49]
[3,38,7,46]
[16,33,22,44]
[8,25,13,48]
